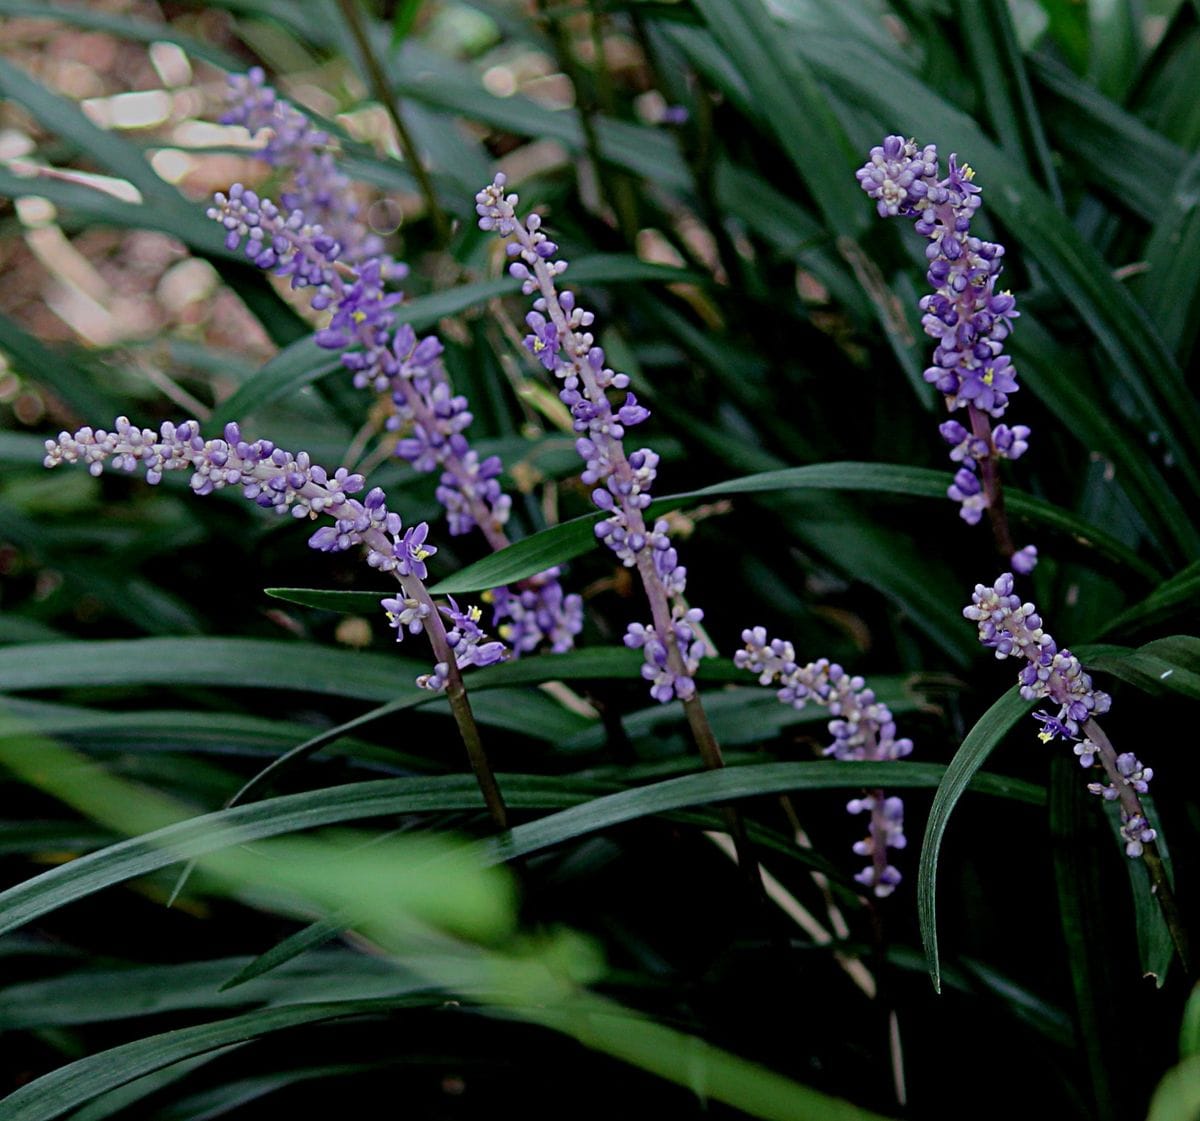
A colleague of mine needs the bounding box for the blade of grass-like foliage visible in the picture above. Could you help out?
[0,503,205,634]
[1136,148,1200,361]
[0,761,1040,940]
[265,587,400,613]
[0,1,244,70]
[0,954,417,1028]
[220,914,353,990]
[146,1062,389,1121]
[693,0,866,239]
[209,257,701,424]
[0,637,427,701]
[0,431,46,467]
[778,497,976,664]
[384,41,694,192]
[956,0,1062,206]
[0,999,440,1121]
[1131,2,1200,147]
[0,820,113,855]
[0,57,180,210]
[207,338,342,428]
[430,462,1163,594]
[1006,314,1193,556]
[0,167,229,259]
[67,1050,244,1121]
[1040,0,1091,71]
[0,312,120,419]
[713,160,866,314]
[1087,0,1140,100]
[221,754,1043,989]
[1048,755,1120,1121]
[918,688,1035,992]
[773,33,1200,499]
[1083,637,1200,699]
[1103,794,1174,986]
[1030,53,1183,218]
[1182,983,1200,1059]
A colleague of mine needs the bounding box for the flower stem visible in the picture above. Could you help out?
[966,403,1016,559]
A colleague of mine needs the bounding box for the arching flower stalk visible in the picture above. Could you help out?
[736,630,913,897]
[857,136,1035,573]
[207,182,582,655]
[965,573,1187,961]
[474,173,723,770]
[43,416,509,829]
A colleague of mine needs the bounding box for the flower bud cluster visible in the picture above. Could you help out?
[857,136,1030,533]
[964,573,1112,736]
[476,174,699,702]
[415,599,509,692]
[220,67,403,278]
[735,628,913,897]
[208,177,580,655]
[965,573,1156,857]
[43,416,505,691]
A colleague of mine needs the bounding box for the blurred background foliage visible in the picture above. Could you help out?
[1,0,1200,1118]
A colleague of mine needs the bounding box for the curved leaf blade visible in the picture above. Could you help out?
[918,688,1035,992]
[431,462,1162,594]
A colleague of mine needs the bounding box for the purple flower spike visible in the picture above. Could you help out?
[858,136,1029,535]
[221,67,404,279]
[208,153,581,657]
[44,415,506,692]
[735,630,913,897]
[477,173,704,702]
[965,573,1156,859]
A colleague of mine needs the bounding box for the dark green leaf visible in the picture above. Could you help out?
[918,688,1035,991]
[431,462,1162,594]
[0,763,1040,941]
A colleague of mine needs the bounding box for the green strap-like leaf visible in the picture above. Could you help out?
[430,462,1162,594]
[209,256,701,425]
[0,763,1042,941]
[918,688,1035,992]
[0,1000,433,1121]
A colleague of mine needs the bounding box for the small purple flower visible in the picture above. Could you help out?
[398,522,437,580]
[524,312,560,371]
[736,631,912,896]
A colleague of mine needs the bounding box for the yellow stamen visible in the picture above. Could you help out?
[415,547,432,561]
[983,367,995,386]
[352,310,367,324]
[962,164,976,181]
[1037,730,1054,744]
[467,605,482,623]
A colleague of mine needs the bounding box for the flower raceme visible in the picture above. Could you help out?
[736,630,913,897]
[476,173,704,704]
[220,67,404,279]
[42,417,507,691]
[965,574,1156,857]
[857,136,1034,570]
[206,181,581,655]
